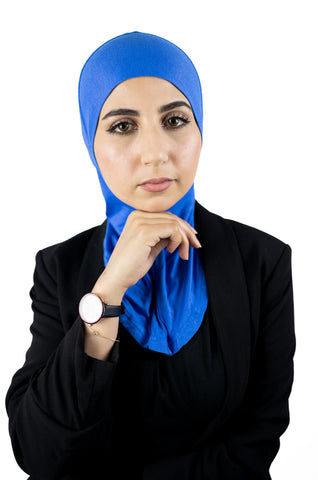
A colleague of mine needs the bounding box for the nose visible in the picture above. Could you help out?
[138,128,169,166]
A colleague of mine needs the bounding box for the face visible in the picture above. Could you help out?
[94,76,201,212]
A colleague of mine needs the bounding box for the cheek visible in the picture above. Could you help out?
[178,134,201,175]
[94,140,128,182]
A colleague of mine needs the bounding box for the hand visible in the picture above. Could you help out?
[92,210,201,302]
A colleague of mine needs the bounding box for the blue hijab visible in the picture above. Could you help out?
[78,32,208,355]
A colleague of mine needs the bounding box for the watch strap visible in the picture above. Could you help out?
[101,302,125,318]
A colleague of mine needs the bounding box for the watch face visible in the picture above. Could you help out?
[79,293,103,324]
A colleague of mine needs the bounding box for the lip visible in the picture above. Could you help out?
[139,177,174,193]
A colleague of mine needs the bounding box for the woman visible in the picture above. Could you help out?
[6,32,295,479]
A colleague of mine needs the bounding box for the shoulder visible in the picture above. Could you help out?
[228,216,291,278]
[195,202,291,279]
[36,221,106,276]
[227,215,289,254]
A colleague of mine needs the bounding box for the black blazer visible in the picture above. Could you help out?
[6,202,295,479]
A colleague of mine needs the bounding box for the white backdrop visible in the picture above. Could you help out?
[1,1,317,478]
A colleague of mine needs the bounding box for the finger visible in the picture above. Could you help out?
[166,229,183,254]
[172,215,198,235]
[168,228,202,255]
[170,218,201,250]
[189,233,202,249]
[151,221,199,258]
[150,238,170,259]
[168,225,190,260]
[143,223,187,259]
[130,210,198,234]
[178,227,190,260]
[129,213,200,258]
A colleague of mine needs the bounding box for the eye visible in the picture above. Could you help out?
[164,114,190,129]
[107,120,136,135]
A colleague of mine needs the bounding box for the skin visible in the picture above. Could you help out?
[84,77,202,360]
[94,76,202,213]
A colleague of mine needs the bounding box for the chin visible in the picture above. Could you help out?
[136,195,179,213]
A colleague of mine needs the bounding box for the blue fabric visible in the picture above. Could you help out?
[78,32,208,355]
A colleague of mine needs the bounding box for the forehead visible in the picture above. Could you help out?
[102,76,189,109]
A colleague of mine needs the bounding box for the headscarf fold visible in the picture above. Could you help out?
[79,32,208,355]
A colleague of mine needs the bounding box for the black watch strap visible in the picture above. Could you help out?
[101,302,125,318]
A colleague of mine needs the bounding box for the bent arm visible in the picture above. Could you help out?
[6,250,119,479]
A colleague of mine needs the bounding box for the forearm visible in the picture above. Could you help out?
[6,318,119,478]
[84,316,120,361]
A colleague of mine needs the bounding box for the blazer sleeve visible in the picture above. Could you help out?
[143,244,295,480]
[5,249,119,479]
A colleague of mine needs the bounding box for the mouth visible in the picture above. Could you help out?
[138,177,175,193]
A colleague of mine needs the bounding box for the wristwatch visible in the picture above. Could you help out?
[79,293,125,325]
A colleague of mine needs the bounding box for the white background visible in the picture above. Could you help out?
[1,1,317,478]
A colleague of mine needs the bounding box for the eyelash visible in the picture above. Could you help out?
[106,114,190,135]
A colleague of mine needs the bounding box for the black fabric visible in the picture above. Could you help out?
[6,202,295,479]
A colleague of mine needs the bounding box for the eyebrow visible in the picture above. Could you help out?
[158,101,192,113]
[102,108,139,120]
[101,101,192,120]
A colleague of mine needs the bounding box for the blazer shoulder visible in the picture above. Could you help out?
[228,217,291,275]
[195,202,291,278]
[227,217,289,252]
[38,222,106,274]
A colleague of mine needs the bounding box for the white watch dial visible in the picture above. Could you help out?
[79,293,103,324]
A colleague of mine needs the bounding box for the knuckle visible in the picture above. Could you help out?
[127,210,144,227]
[128,210,139,221]
[171,223,180,234]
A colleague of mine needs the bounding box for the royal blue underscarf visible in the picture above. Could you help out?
[79,32,208,355]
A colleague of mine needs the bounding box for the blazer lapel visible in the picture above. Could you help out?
[195,202,251,422]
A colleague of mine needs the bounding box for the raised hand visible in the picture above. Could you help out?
[92,210,201,302]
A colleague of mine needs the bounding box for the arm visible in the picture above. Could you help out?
[83,210,201,361]
[5,249,119,479]
[6,212,200,478]
[143,245,295,480]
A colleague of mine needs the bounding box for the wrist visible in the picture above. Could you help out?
[91,288,125,306]
[79,292,125,325]
[92,270,127,305]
